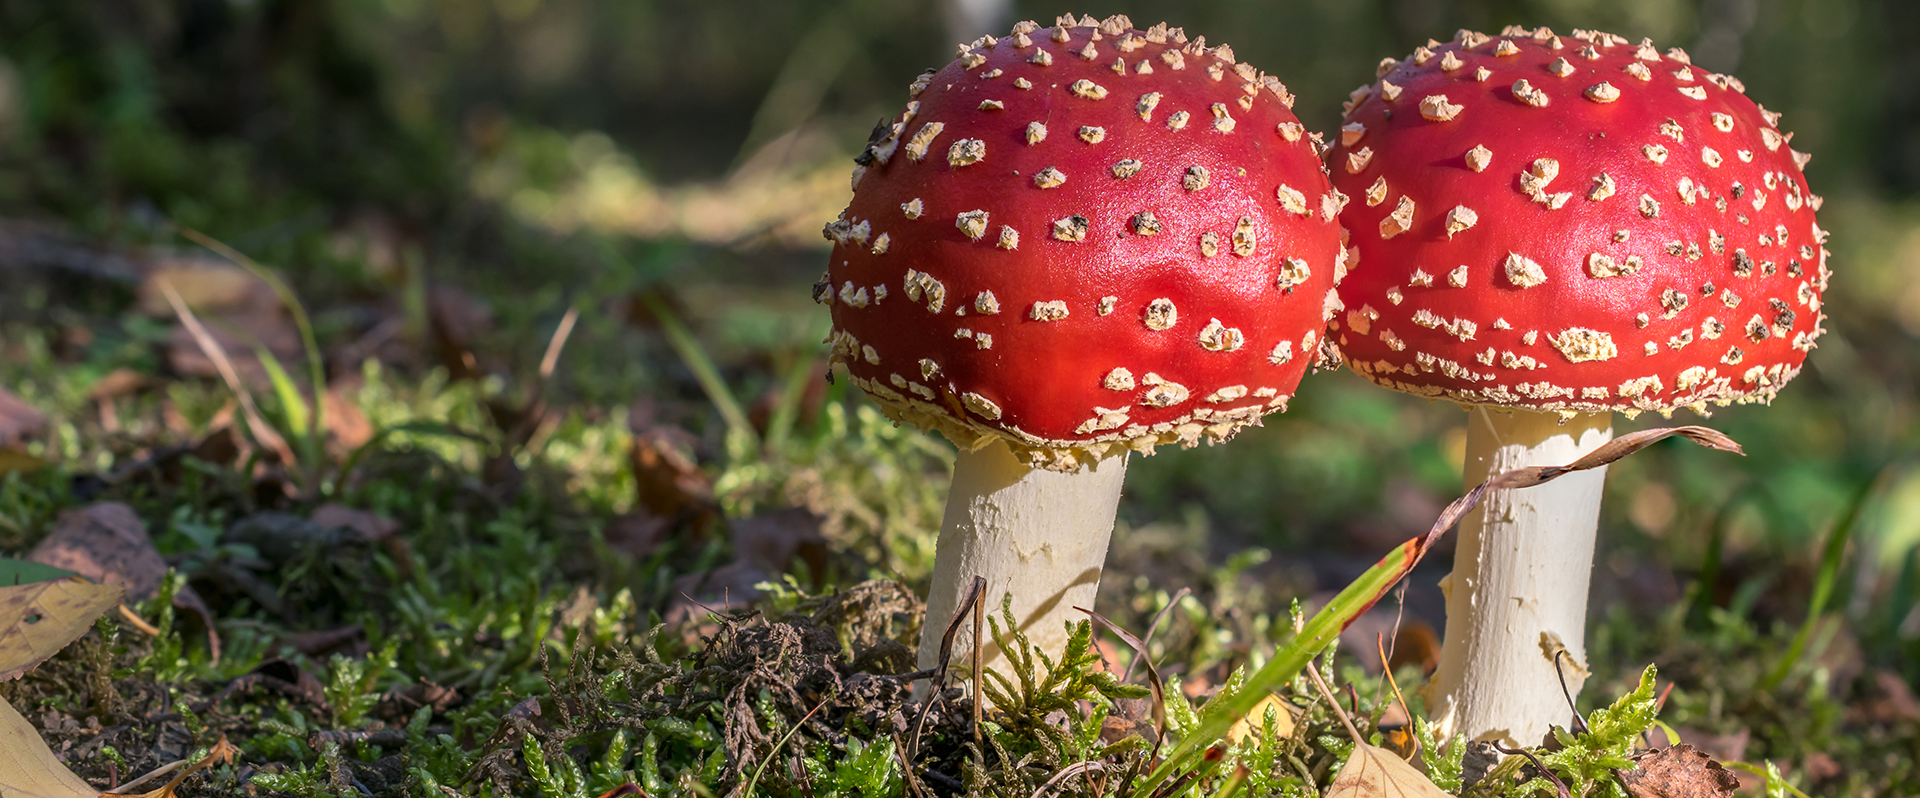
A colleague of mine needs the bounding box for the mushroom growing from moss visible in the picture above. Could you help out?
[1326,26,1828,746]
[819,13,1346,676]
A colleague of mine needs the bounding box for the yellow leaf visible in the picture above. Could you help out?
[1226,693,1296,744]
[0,695,98,797]
[0,448,46,476]
[0,578,124,682]
[1326,741,1453,798]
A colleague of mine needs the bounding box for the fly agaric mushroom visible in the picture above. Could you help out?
[819,13,1346,676]
[1327,26,1827,746]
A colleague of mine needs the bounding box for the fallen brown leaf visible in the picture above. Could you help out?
[0,387,48,447]
[0,577,123,681]
[84,369,149,402]
[0,695,97,797]
[602,511,672,560]
[1326,742,1452,798]
[322,383,374,453]
[310,504,400,541]
[729,507,827,582]
[429,285,494,380]
[164,309,303,387]
[27,503,220,660]
[1850,669,1920,725]
[1621,744,1739,798]
[1390,620,1441,675]
[630,428,713,519]
[28,505,170,600]
[1670,727,1749,763]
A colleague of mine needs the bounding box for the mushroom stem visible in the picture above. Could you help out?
[917,439,1129,678]
[1430,407,1613,747]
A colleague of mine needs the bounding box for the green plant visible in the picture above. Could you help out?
[1528,665,1662,798]
[800,736,901,798]
[979,595,1150,763]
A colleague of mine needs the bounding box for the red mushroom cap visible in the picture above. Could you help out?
[1327,27,1829,418]
[820,14,1346,470]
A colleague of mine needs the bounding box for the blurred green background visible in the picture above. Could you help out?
[0,0,1916,647]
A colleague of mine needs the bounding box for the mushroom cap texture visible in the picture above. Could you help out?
[1328,27,1829,418]
[820,14,1346,471]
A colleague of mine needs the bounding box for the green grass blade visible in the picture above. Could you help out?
[253,344,312,450]
[636,291,760,454]
[1762,467,1888,691]
[1144,533,1421,785]
[764,354,815,455]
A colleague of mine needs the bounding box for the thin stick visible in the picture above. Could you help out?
[1377,634,1419,762]
[157,281,295,465]
[1124,586,1190,683]
[972,577,984,756]
[893,733,929,798]
[538,306,580,381]
[105,759,186,794]
[1553,650,1590,735]
[1303,658,1364,745]
[117,604,161,637]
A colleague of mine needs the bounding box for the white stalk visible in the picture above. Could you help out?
[917,439,1129,678]
[1429,407,1613,747]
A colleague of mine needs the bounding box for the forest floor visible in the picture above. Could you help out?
[0,222,1915,798]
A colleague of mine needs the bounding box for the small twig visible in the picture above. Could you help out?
[117,604,160,637]
[538,306,580,382]
[1303,657,1364,745]
[157,280,295,465]
[105,759,187,794]
[107,735,238,795]
[1376,634,1418,762]
[893,733,929,798]
[1078,606,1168,760]
[1030,761,1106,798]
[1123,586,1189,683]
[1553,650,1590,735]
[1492,742,1573,798]
[972,577,984,758]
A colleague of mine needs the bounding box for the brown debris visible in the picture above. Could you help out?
[1849,669,1920,725]
[29,504,175,603]
[1620,744,1740,798]
[0,387,47,448]
[629,427,716,520]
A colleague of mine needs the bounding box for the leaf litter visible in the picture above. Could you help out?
[25,504,218,659]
